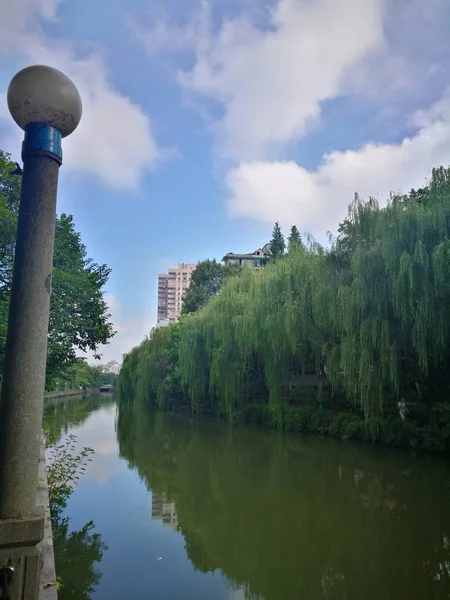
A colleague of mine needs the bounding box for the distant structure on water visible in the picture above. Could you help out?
[98,384,114,393]
[157,263,196,323]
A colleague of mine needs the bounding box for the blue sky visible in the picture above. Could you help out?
[1,0,450,361]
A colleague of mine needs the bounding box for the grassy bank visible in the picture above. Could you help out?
[239,404,449,452]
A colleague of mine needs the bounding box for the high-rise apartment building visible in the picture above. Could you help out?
[157,263,196,323]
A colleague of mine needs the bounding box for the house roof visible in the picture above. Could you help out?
[222,245,271,262]
[224,253,264,260]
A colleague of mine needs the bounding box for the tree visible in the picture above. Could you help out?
[88,366,117,388]
[0,149,21,212]
[46,214,115,385]
[48,358,118,392]
[0,151,22,368]
[182,259,241,315]
[269,222,285,260]
[287,225,303,254]
[0,150,115,386]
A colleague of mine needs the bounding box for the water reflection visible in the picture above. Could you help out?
[152,493,179,531]
[44,396,110,599]
[52,514,108,600]
[43,394,115,447]
[117,408,450,600]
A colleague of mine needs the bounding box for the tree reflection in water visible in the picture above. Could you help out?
[44,400,109,599]
[117,408,450,600]
[52,514,107,600]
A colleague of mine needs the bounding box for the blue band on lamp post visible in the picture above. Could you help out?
[22,123,63,164]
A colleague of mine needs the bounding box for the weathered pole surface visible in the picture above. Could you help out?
[0,65,82,599]
[0,123,61,519]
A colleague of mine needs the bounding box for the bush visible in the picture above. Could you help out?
[380,418,416,447]
[242,404,269,425]
[241,403,447,452]
[343,418,367,441]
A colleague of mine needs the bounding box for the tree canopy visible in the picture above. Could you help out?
[0,150,115,386]
[287,225,303,254]
[47,357,118,392]
[269,222,286,259]
[182,259,241,314]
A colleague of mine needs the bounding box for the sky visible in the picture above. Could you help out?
[1,0,450,362]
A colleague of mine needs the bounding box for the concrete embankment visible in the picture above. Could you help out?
[44,389,92,402]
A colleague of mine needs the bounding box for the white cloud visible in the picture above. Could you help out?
[0,0,161,190]
[226,95,450,235]
[343,0,450,102]
[127,4,207,56]
[129,0,450,241]
[0,0,59,53]
[133,0,385,159]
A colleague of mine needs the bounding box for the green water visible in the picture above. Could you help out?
[44,396,450,599]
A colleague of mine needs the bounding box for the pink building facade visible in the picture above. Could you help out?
[157,263,196,323]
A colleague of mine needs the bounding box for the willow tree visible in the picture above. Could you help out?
[325,169,450,428]
[179,269,255,418]
[178,246,334,426]
[118,324,184,410]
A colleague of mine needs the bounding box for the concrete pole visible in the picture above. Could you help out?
[0,123,62,519]
[0,64,82,600]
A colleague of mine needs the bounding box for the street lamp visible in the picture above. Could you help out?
[0,65,81,597]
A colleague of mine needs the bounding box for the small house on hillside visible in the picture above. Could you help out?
[223,243,271,269]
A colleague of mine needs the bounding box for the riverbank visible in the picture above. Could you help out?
[44,388,94,401]
[45,389,85,400]
[239,404,449,453]
[156,401,449,453]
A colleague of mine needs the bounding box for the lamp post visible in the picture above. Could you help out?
[0,65,82,598]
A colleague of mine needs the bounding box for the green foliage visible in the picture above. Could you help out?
[48,358,118,392]
[47,434,94,520]
[0,150,21,212]
[89,366,117,388]
[268,221,286,260]
[118,166,450,446]
[53,519,107,600]
[287,225,303,254]
[0,150,115,386]
[46,433,107,598]
[182,259,241,314]
[118,323,186,411]
[0,151,21,367]
[47,214,115,385]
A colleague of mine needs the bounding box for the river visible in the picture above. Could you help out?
[43,394,450,599]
